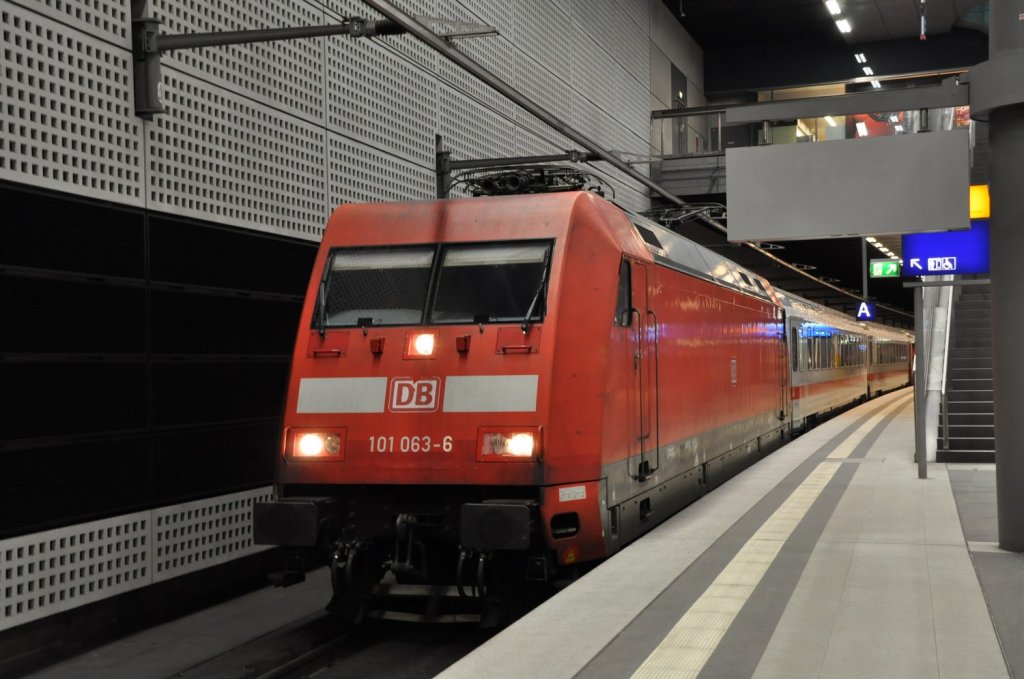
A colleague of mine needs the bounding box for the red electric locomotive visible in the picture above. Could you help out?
[253,190,909,621]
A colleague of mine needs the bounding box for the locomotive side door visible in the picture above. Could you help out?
[630,261,659,480]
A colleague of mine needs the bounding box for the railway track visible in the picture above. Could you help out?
[168,611,497,679]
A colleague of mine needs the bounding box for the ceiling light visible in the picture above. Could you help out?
[863,66,874,76]
[825,0,841,15]
[836,18,852,33]
[856,121,868,137]
[854,53,867,63]
[871,80,881,89]
[825,115,837,127]
[866,236,877,243]
[890,255,900,260]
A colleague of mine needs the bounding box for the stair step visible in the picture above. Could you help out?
[946,389,994,402]
[936,449,994,463]
[955,337,993,349]
[942,437,996,450]
[940,413,994,426]
[946,400,995,413]
[950,367,992,380]
[949,356,993,368]
[952,349,992,359]
[950,329,991,340]
[950,378,993,390]
[939,426,995,439]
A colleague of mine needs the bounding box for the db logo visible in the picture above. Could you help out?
[389,378,440,412]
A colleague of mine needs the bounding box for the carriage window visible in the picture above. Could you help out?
[319,246,434,327]
[430,242,552,324]
[615,260,632,327]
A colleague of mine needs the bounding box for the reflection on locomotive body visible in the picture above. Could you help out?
[253,192,912,621]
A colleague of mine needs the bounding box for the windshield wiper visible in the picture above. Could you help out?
[315,254,332,338]
[520,248,551,334]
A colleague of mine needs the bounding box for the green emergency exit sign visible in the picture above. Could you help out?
[869,259,901,278]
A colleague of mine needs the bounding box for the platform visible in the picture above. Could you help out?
[441,388,1021,679]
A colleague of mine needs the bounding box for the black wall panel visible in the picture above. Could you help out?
[1,363,149,439]
[1,186,145,278]
[0,439,151,532]
[0,183,317,538]
[150,291,301,355]
[0,278,146,354]
[152,422,279,501]
[151,362,290,426]
[149,217,315,293]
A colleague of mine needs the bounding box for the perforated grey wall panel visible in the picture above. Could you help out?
[152,0,326,121]
[619,0,651,37]
[328,131,434,204]
[324,35,437,167]
[152,488,273,582]
[0,487,271,631]
[3,0,658,237]
[1,4,143,204]
[146,70,328,237]
[10,0,131,45]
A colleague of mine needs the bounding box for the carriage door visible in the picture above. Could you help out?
[630,261,659,480]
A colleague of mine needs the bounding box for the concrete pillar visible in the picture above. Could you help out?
[972,0,1024,551]
[991,108,1024,551]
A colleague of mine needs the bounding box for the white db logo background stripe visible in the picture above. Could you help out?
[296,375,540,414]
[296,377,387,413]
[442,375,539,413]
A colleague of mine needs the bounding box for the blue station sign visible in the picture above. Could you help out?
[856,301,876,321]
[901,220,990,276]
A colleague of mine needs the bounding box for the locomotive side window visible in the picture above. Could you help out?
[429,241,552,324]
[615,260,631,327]
[319,246,434,327]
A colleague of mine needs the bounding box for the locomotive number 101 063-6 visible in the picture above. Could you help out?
[369,435,454,454]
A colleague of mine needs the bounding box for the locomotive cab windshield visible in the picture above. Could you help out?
[316,240,552,328]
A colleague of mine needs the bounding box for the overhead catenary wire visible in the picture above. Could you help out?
[360,0,913,321]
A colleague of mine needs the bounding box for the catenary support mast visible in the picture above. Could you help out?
[972,0,1024,551]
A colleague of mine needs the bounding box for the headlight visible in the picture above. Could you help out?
[404,331,437,359]
[298,433,325,456]
[477,427,541,461]
[292,430,344,458]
